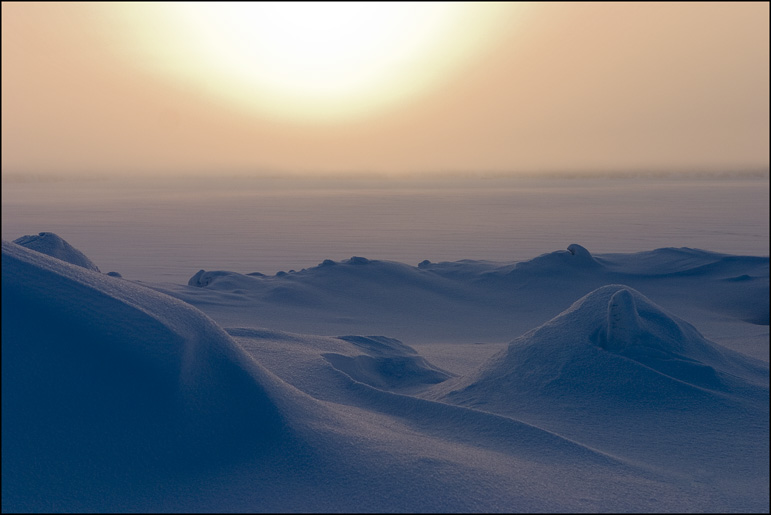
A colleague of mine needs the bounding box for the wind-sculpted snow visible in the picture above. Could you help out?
[3,238,769,512]
[1,240,309,510]
[434,285,768,403]
[13,232,101,271]
[429,285,769,496]
[322,335,452,390]
[163,245,769,351]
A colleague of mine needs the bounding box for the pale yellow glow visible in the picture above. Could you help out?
[105,2,511,123]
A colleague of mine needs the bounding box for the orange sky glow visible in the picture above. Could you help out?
[2,2,768,177]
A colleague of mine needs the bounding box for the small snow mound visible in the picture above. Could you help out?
[322,353,451,390]
[188,269,242,287]
[567,243,593,260]
[188,269,209,286]
[347,256,370,265]
[106,271,122,278]
[338,335,418,356]
[13,232,100,272]
[325,335,452,390]
[513,244,601,273]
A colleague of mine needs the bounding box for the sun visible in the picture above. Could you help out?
[104,2,511,123]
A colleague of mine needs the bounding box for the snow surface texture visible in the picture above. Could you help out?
[2,235,768,512]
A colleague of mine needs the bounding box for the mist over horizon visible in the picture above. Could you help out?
[4,171,768,285]
[3,166,770,185]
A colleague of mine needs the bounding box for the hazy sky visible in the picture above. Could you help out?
[2,2,768,177]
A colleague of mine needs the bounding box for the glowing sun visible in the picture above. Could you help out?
[107,2,510,122]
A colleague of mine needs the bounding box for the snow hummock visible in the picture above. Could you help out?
[512,243,602,273]
[1,240,324,511]
[13,232,100,271]
[323,335,452,391]
[433,284,768,402]
[428,285,768,496]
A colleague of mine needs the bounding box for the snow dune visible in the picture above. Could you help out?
[2,240,316,510]
[429,282,767,411]
[428,285,769,496]
[2,235,768,512]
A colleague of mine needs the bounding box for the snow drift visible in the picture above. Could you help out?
[322,335,452,391]
[433,284,768,405]
[1,240,305,510]
[429,284,769,492]
[14,231,101,271]
[161,245,769,354]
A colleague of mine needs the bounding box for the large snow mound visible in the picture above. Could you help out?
[13,232,101,271]
[428,284,769,487]
[1,240,296,510]
[435,284,768,407]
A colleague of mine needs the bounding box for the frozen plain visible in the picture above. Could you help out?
[2,175,769,512]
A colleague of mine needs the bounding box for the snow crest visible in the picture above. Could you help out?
[13,232,100,271]
[604,288,645,351]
